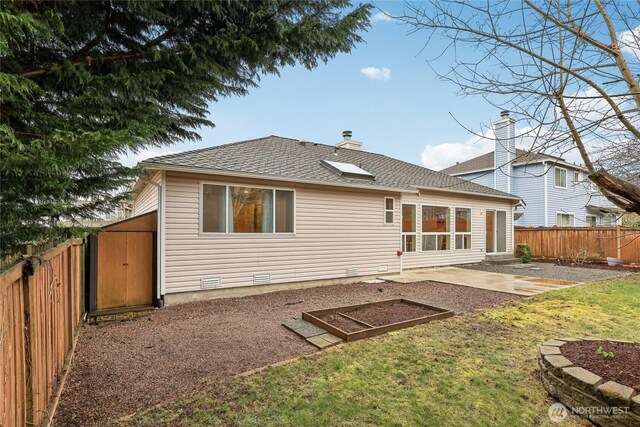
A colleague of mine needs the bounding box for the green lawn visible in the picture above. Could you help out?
[122,275,640,427]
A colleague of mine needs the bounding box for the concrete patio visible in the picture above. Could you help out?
[381,266,579,296]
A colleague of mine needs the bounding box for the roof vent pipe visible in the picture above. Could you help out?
[342,130,352,141]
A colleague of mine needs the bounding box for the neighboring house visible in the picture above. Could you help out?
[440,111,621,227]
[130,132,520,303]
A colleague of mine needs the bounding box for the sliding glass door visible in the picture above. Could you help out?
[486,210,507,253]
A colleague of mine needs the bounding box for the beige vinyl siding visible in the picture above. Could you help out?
[164,172,401,294]
[132,170,161,216]
[162,171,515,295]
[400,191,513,269]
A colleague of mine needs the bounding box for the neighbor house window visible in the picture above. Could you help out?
[402,204,416,252]
[555,167,567,188]
[384,198,394,224]
[556,213,574,227]
[585,215,597,227]
[422,206,450,251]
[573,171,580,183]
[454,208,471,249]
[602,215,614,226]
[201,184,294,233]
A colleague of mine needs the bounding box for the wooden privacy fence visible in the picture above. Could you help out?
[515,226,640,263]
[0,239,84,427]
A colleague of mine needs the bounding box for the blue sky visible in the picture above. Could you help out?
[120,2,638,171]
[121,2,503,171]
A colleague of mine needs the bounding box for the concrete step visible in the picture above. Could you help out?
[482,257,523,265]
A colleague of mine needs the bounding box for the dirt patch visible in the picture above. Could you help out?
[54,280,521,426]
[316,312,367,332]
[535,258,639,272]
[346,302,440,327]
[561,340,640,391]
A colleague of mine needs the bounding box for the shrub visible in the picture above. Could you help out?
[567,248,601,265]
[515,243,533,263]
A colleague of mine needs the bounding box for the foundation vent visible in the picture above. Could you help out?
[253,273,271,284]
[346,267,359,277]
[201,277,221,289]
[378,265,389,272]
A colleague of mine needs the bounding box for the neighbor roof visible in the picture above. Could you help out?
[141,136,520,201]
[440,149,568,175]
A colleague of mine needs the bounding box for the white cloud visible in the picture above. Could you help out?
[421,131,495,171]
[360,66,391,81]
[421,125,539,171]
[619,26,640,59]
[372,11,395,23]
[119,149,176,167]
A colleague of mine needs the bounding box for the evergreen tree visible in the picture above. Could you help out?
[0,0,371,252]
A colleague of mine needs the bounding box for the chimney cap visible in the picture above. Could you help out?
[342,130,353,140]
[500,110,510,118]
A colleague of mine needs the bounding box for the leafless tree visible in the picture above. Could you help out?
[400,0,640,212]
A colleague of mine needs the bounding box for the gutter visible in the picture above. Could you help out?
[142,162,521,203]
[543,161,549,226]
[138,176,164,307]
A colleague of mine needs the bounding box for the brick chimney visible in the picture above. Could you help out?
[494,111,516,193]
[336,130,362,151]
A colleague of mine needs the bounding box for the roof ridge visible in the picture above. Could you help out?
[141,135,282,163]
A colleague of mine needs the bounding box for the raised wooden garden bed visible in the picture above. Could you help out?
[302,298,454,342]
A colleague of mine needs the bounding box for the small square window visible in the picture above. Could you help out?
[455,234,471,250]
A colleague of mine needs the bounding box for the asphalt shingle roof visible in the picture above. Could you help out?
[440,149,563,175]
[141,136,519,200]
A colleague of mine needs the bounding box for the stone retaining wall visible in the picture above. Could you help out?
[539,338,640,427]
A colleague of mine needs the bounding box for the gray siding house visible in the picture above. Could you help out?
[440,112,621,227]
[132,133,520,303]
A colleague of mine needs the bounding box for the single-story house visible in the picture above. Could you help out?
[131,132,521,305]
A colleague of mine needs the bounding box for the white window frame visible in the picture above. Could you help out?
[421,204,451,252]
[384,197,395,225]
[486,209,508,254]
[199,181,296,236]
[602,215,614,226]
[585,214,597,227]
[556,211,575,227]
[573,170,580,184]
[554,166,568,189]
[454,206,472,250]
[401,203,417,253]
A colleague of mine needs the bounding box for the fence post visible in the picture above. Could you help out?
[616,226,622,260]
[22,260,36,425]
[67,245,73,349]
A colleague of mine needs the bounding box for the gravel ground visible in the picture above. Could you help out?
[54,281,520,426]
[460,262,631,282]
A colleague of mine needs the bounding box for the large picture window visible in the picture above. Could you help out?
[201,184,294,234]
[422,206,450,251]
[455,207,471,249]
[402,204,416,252]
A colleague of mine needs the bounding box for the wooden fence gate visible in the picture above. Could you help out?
[89,211,157,313]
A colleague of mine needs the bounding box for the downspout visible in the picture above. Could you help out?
[139,176,164,307]
[543,161,549,226]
